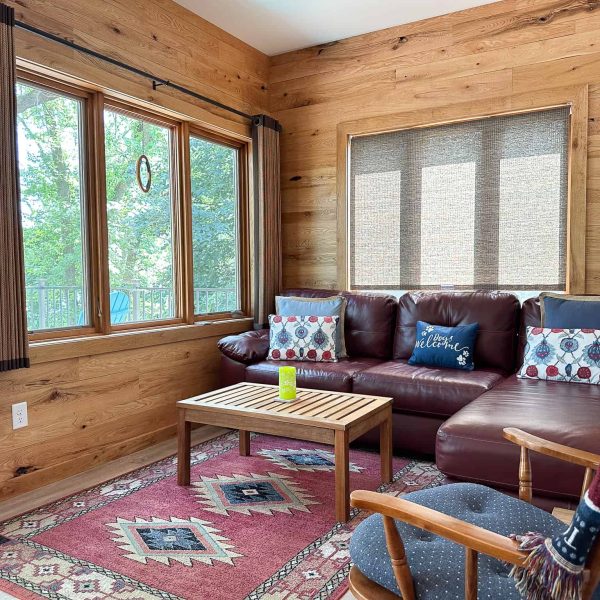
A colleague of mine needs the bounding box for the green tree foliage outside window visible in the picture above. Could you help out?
[104,108,175,323]
[189,136,239,315]
[17,81,87,331]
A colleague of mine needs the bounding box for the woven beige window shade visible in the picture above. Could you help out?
[349,107,570,291]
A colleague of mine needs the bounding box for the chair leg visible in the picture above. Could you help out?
[465,547,478,600]
[382,515,415,600]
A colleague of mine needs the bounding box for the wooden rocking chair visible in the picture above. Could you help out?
[348,428,600,600]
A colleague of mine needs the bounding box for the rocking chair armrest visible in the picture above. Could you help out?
[503,428,600,470]
[350,490,526,566]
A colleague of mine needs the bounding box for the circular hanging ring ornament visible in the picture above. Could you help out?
[136,154,152,193]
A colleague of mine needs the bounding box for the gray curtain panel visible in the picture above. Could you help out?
[0,4,30,371]
[252,115,282,329]
[350,106,570,291]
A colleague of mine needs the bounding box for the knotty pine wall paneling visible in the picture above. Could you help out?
[0,0,268,500]
[270,0,600,292]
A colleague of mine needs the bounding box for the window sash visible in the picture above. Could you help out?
[348,106,570,292]
[189,130,242,317]
[16,69,249,341]
[104,101,182,329]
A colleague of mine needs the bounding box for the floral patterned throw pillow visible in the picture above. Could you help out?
[268,315,338,362]
[518,327,600,384]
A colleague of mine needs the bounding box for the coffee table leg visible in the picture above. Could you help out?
[240,429,250,456]
[380,408,393,484]
[335,429,350,522]
[177,409,191,486]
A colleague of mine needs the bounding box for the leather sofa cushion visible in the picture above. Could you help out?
[436,375,600,500]
[394,291,520,373]
[352,360,505,417]
[245,357,382,392]
[282,289,397,359]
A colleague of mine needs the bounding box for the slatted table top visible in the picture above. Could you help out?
[177,382,392,431]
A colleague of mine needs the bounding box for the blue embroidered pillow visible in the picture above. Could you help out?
[408,321,479,371]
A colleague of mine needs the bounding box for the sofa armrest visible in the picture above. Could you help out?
[218,329,270,364]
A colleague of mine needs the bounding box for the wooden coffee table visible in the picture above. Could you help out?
[177,382,393,522]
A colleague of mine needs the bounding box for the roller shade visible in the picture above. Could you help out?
[349,106,570,291]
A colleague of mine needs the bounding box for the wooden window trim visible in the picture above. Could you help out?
[337,85,588,294]
[30,318,254,364]
[17,68,253,343]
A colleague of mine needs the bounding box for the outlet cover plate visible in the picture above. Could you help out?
[12,402,28,429]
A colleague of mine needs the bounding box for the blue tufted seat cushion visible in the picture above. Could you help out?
[350,483,589,599]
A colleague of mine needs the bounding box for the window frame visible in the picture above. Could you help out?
[337,85,588,295]
[18,71,103,342]
[16,68,252,342]
[103,99,185,331]
[187,126,250,322]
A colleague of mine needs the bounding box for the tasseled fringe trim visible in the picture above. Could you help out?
[510,533,584,600]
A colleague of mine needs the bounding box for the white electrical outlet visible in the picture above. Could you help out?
[12,402,28,429]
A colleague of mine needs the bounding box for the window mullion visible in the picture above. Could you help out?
[177,121,195,325]
[89,91,111,334]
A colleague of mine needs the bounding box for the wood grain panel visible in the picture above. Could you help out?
[271,0,600,292]
[0,325,248,500]
[6,0,268,130]
[0,0,265,502]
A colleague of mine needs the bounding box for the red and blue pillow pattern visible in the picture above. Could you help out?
[518,327,600,384]
[268,315,339,362]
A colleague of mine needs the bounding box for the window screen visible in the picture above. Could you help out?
[349,107,570,291]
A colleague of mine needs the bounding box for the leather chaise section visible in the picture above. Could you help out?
[437,375,600,500]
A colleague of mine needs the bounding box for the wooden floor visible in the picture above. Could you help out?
[0,424,359,599]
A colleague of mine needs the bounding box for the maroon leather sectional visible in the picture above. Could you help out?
[218,289,600,507]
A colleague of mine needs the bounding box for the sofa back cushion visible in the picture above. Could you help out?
[281,289,397,359]
[518,297,541,367]
[394,291,520,372]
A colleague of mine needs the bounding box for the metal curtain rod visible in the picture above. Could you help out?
[14,20,255,121]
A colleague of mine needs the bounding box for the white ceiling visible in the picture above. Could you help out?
[175,0,499,56]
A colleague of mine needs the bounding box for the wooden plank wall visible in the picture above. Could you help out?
[270,0,600,292]
[0,0,268,500]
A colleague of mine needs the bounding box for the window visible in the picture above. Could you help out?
[104,107,176,324]
[17,80,90,332]
[349,107,570,292]
[15,70,249,340]
[189,134,240,315]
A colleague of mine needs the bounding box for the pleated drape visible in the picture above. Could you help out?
[252,115,282,329]
[0,4,30,371]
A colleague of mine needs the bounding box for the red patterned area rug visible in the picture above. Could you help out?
[0,431,445,600]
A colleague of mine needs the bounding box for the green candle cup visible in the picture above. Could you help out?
[278,366,297,401]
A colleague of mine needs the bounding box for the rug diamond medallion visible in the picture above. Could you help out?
[107,516,242,566]
[0,432,443,600]
[257,447,364,472]
[192,472,318,516]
